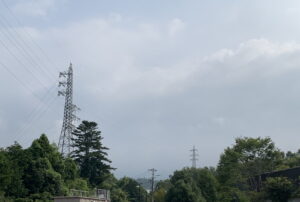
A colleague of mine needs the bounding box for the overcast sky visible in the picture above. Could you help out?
[2,0,300,179]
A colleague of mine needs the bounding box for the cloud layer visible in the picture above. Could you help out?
[1,1,300,178]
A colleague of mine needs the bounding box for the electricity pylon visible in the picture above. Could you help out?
[58,63,79,156]
[190,145,198,168]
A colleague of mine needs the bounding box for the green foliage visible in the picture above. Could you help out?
[28,191,53,202]
[154,179,171,202]
[117,177,147,202]
[0,134,90,200]
[111,188,130,202]
[156,179,172,190]
[71,120,114,186]
[63,158,78,181]
[264,177,294,202]
[194,168,219,202]
[4,134,300,202]
[66,178,89,191]
[168,167,218,202]
[0,150,12,192]
[217,137,283,190]
[100,174,131,202]
[218,186,250,202]
[166,179,205,202]
[23,148,65,196]
[154,188,167,202]
[283,150,300,168]
[4,143,28,197]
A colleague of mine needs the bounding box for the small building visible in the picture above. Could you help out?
[54,196,106,202]
[250,166,300,191]
[54,189,110,202]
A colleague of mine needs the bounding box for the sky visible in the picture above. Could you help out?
[2,0,300,179]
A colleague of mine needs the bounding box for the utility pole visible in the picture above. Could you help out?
[148,168,157,202]
[58,63,79,156]
[190,145,198,168]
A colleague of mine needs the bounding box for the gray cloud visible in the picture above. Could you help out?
[1,10,300,179]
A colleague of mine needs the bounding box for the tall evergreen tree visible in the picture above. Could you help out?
[71,120,114,186]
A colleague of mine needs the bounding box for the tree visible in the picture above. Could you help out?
[111,188,130,202]
[117,177,147,202]
[4,143,29,197]
[283,150,300,169]
[169,168,218,202]
[24,135,66,198]
[218,186,250,202]
[154,179,171,202]
[216,137,284,202]
[217,137,283,188]
[154,188,167,202]
[156,179,172,191]
[0,150,12,194]
[264,177,294,202]
[100,174,130,202]
[195,168,218,202]
[71,120,114,187]
[165,180,205,202]
[0,134,92,201]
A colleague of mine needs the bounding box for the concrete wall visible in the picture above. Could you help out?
[266,199,300,202]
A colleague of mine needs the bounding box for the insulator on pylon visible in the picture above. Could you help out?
[59,72,67,78]
[58,91,66,96]
[58,81,67,87]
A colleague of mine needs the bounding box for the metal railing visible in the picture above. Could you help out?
[69,189,110,201]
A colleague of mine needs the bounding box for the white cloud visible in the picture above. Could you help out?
[206,39,300,62]
[37,17,300,103]
[108,13,123,23]
[199,39,300,84]
[168,18,185,37]
[12,0,57,17]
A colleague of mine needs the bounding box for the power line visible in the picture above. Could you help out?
[15,85,57,138]
[0,0,65,142]
[0,1,58,77]
[0,12,56,82]
[0,8,59,119]
[0,60,41,99]
[17,94,58,140]
[15,84,57,134]
[1,0,61,73]
[0,36,48,88]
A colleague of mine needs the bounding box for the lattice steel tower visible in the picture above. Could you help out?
[190,145,198,168]
[58,63,79,156]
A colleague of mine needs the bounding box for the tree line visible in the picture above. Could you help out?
[156,137,300,202]
[0,120,145,202]
[1,121,300,201]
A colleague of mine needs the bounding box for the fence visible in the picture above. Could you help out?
[69,189,110,201]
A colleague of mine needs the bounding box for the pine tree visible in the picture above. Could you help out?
[71,120,114,187]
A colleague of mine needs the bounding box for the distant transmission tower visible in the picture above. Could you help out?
[58,63,79,156]
[190,145,198,168]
